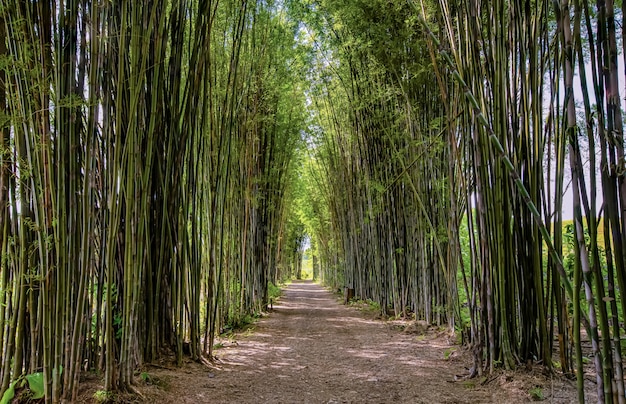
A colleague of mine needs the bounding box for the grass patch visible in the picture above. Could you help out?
[223,313,259,332]
[348,298,381,314]
[93,390,114,403]
[268,282,283,305]
[444,348,456,360]
[529,387,544,401]
[462,381,476,389]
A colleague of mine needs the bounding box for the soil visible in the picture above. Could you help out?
[78,280,596,403]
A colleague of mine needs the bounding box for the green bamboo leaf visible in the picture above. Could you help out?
[0,381,16,404]
[25,372,45,399]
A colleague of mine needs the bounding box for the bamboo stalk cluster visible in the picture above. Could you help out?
[0,0,307,400]
[303,0,626,402]
[304,0,457,330]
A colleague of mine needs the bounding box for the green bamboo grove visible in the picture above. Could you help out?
[0,0,308,400]
[0,0,625,403]
[298,0,626,403]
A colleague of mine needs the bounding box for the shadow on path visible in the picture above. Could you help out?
[151,281,562,404]
[165,280,533,403]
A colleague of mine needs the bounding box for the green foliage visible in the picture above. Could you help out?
[529,387,544,401]
[93,390,114,403]
[2,1,622,402]
[224,312,260,333]
[456,214,472,330]
[268,282,283,301]
[0,382,14,404]
[24,373,45,399]
[462,381,476,390]
[349,298,380,313]
[113,313,123,340]
[300,255,314,279]
[1,371,46,404]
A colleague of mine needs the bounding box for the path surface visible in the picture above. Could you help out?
[148,281,578,403]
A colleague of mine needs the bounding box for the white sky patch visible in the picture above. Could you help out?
[554,48,625,221]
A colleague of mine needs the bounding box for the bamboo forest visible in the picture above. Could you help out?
[0,0,625,402]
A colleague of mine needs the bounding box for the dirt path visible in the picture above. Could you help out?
[131,280,583,403]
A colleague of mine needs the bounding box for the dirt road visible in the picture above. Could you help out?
[139,280,582,403]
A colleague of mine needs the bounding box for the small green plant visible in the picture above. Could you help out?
[367,299,380,310]
[529,387,544,401]
[1,371,49,404]
[93,390,114,403]
[224,312,259,332]
[240,313,256,326]
[268,282,282,299]
[350,298,380,313]
[140,372,152,383]
[444,348,456,360]
[243,326,256,336]
[462,381,476,389]
[113,313,123,339]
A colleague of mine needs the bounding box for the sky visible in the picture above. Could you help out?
[556,47,625,221]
